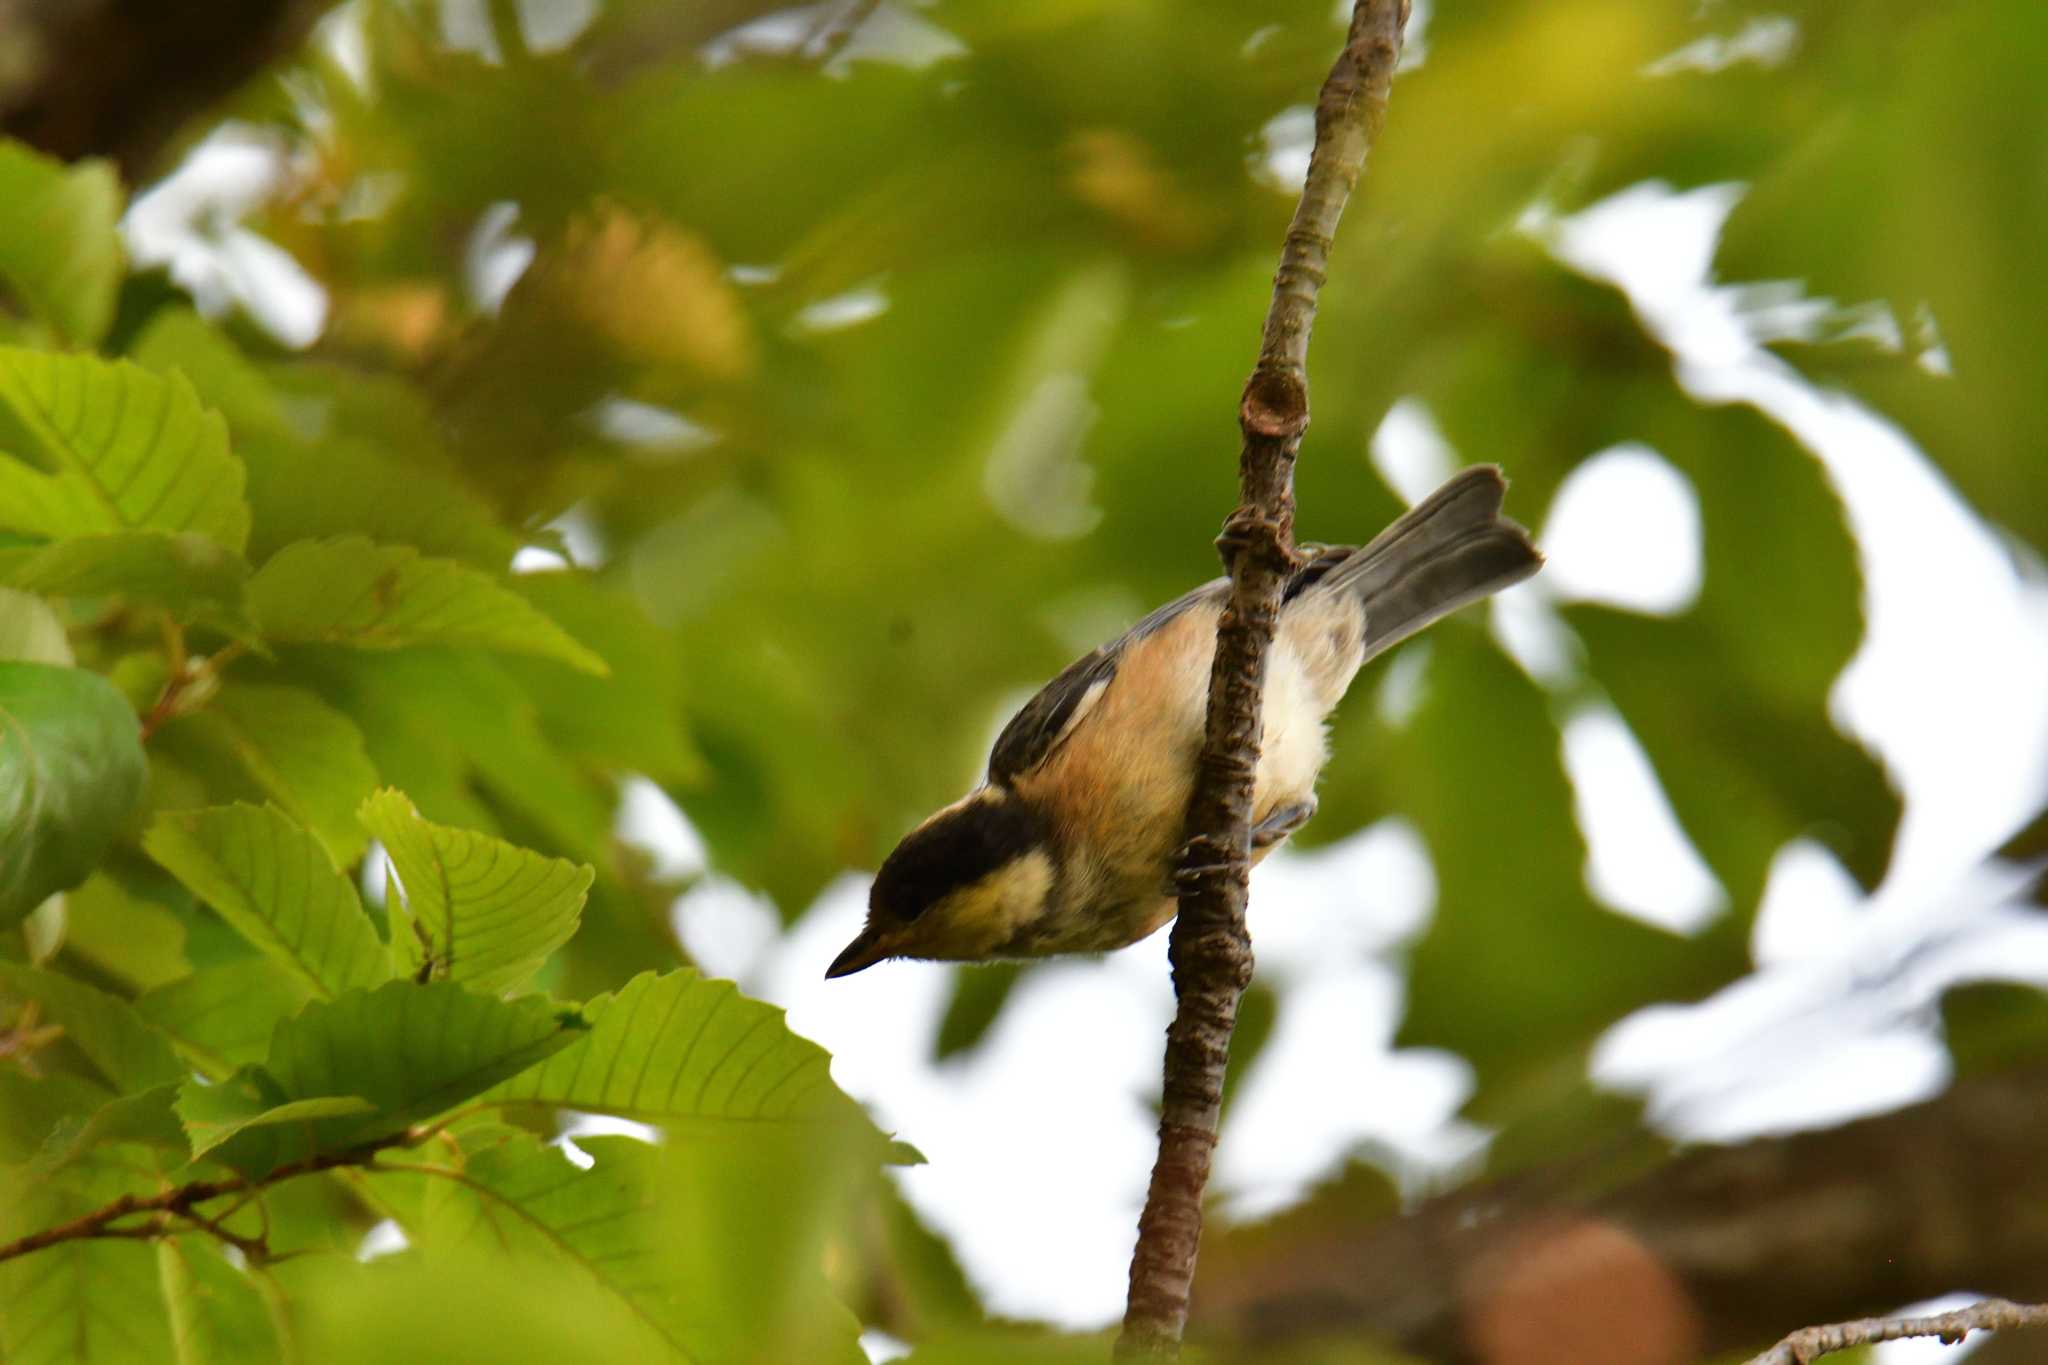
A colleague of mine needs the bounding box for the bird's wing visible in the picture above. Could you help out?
[986,577,1232,785]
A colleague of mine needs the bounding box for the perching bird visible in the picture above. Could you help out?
[827,465,1542,979]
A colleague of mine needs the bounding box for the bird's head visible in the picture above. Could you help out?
[827,788,1056,978]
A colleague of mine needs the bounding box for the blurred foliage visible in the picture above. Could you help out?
[0,0,2043,1359]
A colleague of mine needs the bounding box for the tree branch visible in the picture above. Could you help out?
[1194,1067,2048,1361]
[1115,3,1411,1358]
[0,1126,429,1267]
[1745,1299,2048,1365]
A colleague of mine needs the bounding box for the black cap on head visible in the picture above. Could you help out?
[869,792,1047,926]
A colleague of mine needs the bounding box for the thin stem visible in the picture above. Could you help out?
[1745,1299,2048,1365]
[0,1126,435,1267]
[1115,2,1411,1358]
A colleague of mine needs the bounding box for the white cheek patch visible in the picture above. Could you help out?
[938,849,1057,955]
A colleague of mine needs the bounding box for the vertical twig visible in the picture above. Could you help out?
[1116,3,1411,1357]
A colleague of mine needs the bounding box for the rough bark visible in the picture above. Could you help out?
[1115,2,1412,1356]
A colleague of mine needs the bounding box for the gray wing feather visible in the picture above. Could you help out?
[987,579,1226,784]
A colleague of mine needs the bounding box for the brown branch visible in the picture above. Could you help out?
[0,1126,428,1267]
[1746,1299,2048,1365]
[1115,3,1411,1358]
[0,0,343,182]
[1194,1066,2048,1361]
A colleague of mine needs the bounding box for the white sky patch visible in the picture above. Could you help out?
[591,396,720,460]
[1252,105,1316,193]
[1540,444,1703,615]
[315,2,372,90]
[558,1111,662,1146]
[790,281,891,336]
[1488,585,1580,686]
[761,875,1169,1327]
[1643,15,1799,78]
[1368,396,1459,505]
[123,126,328,348]
[1546,178,2048,901]
[703,4,967,76]
[614,776,709,882]
[1219,823,1488,1219]
[517,0,600,53]
[356,1219,409,1262]
[861,1329,915,1364]
[464,201,535,315]
[1562,704,1726,935]
[672,877,784,985]
[1749,840,1865,967]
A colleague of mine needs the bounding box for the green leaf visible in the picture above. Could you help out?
[359,788,592,995]
[0,142,122,347]
[264,980,586,1149]
[399,1133,686,1358]
[0,1069,109,1163]
[175,1066,374,1164]
[0,661,145,925]
[144,804,390,1001]
[0,531,253,635]
[1,1153,176,1365]
[131,309,523,570]
[158,1238,279,1365]
[246,537,606,673]
[28,1084,187,1177]
[167,686,380,866]
[487,969,877,1136]
[0,585,71,664]
[0,962,182,1093]
[0,349,249,552]
[135,960,314,1077]
[1388,640,1744,1115]
[57,875,191,992]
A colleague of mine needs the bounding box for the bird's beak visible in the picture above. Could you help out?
[826,927,890,980]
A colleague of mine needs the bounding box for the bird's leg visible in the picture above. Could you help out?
[1251,797,1317,849]
[1166,799,1319,895]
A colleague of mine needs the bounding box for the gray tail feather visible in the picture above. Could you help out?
[1318,465,1544,659]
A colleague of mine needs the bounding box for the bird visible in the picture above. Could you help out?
[826,465,1542,979]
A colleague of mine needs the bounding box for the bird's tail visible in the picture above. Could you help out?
[1315,465,1543,660]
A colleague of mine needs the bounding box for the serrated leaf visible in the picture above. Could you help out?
[0,585,71,663]
[0,530,254,634]
[170,687,379,866]
[0,962,181,1094]
[359,788,591,995]
[0,661,146,924]
[158,1237,279,1365]
[247,537,606,673]
[264,981,586,1150]
[487,969,876,1137]
[131,310,522,570]
[0,349,249,551]
[135,960,314,1078]
[145,804,389,1001]
[0,142,122,347]
[397,1133,684,1358]
[176,1065,374,1164]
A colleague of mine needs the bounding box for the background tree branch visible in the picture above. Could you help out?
[0,0,346,181]
[1193,1067,2048,1362]
[1116,1,1412,1356]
